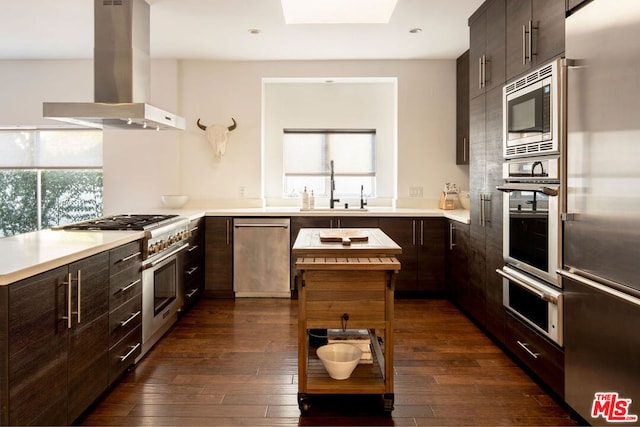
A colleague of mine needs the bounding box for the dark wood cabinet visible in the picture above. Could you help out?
[67,252,110,423]
[205,216,234,298]
[1,250,114,426]
[506,0,565,81]
[2,266,69,426]
[379,217,445,297]
[446,220,470,307]
[469,0,505,100]
[468,85,505,341]
[505,312,564,397]
[456,50,470,165]
[108,240,142,385]
[181,217,205,311]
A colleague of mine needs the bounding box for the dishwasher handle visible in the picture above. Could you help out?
[234,223,289,229]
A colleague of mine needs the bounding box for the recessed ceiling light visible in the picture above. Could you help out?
[281,0,398,24]
[248,28,261,34]
[409,28,422,34]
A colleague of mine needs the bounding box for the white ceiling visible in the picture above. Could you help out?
[0,0,483,61]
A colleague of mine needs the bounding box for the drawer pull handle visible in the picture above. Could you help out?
[119,251,141,263]
[186,267,199,275]
[186,288,199,298]
[188,245,199,252]
[119,310,141,327]
[119,279,141,293]
[119,342,141,362]
[517,340,539,359]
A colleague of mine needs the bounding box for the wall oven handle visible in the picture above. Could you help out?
[144,243,189,269]
[496,268,557,304]
[496,184,558,196]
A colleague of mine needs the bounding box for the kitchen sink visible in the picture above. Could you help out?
[300,208,368,212]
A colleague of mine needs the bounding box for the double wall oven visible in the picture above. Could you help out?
[60,214,191,359]
[498,58,565,347]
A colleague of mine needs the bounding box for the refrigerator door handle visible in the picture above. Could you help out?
[557,269,640,308]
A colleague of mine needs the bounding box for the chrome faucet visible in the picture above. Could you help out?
[360,185,367,209]
[329,160,340,209]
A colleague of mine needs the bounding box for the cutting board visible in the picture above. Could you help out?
[319,229,369,246]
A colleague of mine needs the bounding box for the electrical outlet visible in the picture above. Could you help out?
[239,186,245,197]
[409,186,423,198]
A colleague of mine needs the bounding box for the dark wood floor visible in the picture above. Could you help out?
[81,298,578,426]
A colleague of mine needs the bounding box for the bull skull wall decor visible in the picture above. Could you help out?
[197,118,237,161]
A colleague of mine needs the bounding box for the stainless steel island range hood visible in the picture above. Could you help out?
[43,0,185,130]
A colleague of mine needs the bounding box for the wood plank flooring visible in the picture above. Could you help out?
[81,298,578,426]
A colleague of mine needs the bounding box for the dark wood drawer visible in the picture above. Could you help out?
[109,265,142,309]
[109,327,142,384]
[109,295,142,347]
[302,270,387,329]
[109,240,142,276]
[505,312,564,397]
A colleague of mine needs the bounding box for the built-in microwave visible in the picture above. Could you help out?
[503,58,564,159]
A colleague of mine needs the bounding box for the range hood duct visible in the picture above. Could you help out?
[43,0,185,130]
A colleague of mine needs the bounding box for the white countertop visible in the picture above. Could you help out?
[196,206,471,224]
[0,229,144,286]
[0,207,469,286]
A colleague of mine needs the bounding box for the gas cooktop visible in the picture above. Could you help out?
[59,214,180,231]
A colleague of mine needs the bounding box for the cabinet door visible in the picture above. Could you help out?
[483,87,506,342]
[507,0,565,80]
[7,266,69,426]
[379,217,418,295]
[484,0,506,92]
[67,252,110,423]
[446,220,470,304]
[469,4,487,100]
[417,218,446,293]
[205,217,234,297]
[506,0,532,80]
[469,0,506,98]
[532,0,565,66]
[456,50,470,165]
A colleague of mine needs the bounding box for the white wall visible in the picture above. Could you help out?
[0,58,469,212]
[179,60,469,208]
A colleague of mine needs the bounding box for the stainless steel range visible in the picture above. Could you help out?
[60,214,191,359]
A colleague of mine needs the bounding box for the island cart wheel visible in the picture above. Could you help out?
[298,393,310,414]
[382,393,395,414]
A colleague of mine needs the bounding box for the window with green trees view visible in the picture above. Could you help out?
[0,129,103,238]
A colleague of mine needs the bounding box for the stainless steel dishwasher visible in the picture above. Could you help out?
[233,218,291,297]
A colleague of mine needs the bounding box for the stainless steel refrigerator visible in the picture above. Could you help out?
[560,0,640,425]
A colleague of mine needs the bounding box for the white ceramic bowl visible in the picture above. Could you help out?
[316,343,362,380]
[161,195,189,209]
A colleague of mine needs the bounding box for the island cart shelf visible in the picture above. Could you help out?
[292,228,402,414]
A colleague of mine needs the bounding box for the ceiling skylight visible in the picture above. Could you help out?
[281,0,398,24]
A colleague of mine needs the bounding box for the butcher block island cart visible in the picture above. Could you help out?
[292,228,401,414]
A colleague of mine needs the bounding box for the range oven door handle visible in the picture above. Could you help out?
[497,268,558,304]
[496,183,559,196]
[143,243,189,269]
